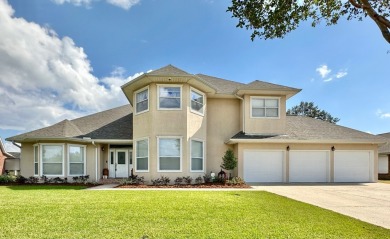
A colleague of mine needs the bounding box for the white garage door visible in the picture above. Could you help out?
[289,151,329,182]
[379,155,389,174]
[334,151,371,182]
[243,150,284,183]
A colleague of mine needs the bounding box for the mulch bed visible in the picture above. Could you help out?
[117,183,251,189]
[0,183,101,188]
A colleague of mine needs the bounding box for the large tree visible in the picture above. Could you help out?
[287,101,340,124]
[227,0,390,44]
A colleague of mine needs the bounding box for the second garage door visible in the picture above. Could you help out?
[289,151,330,182]
[243,150,285,183]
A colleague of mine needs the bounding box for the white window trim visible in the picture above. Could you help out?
[67,144,87,176]
[190,87,205,116]
[135,138,149,173]
[134,86,150,115]
[33,144,39,176]
[250,96,281,119]
[190,138,205,173]
[157,136,182,172]
[157,84,183,111]
[39,143,65,177]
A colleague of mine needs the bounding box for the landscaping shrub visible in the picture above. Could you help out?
[15,175,27,184]
[72,175,90,184]
[182,176,193,185]
[174,177,183,185]
[226,176,245,185]
[0,174,15,183]
[120,175,145,185]
[27,176,39,184]
[151,176,170,186]
[195,176,203,184]
[203,174,212,183]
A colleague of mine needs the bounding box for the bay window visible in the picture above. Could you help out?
[158,85,181,109]
[191,140,204,172]
[41,144,64,176]
[136,139,149,172]
[190,88,204,115]
[68,145,86,176]
[158,137,181,172]
[135,87,149,114]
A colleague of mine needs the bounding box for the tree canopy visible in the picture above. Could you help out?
[227,0,390,44]
[287,101,340,124]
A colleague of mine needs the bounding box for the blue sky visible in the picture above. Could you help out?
[1,0,389,151]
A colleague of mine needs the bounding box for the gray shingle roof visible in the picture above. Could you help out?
[196,74,245,94]
[378,133,390,154]
[7,105,132,142]
[146,64,191,76]
[239,80,300,92]
[231,116,385,144]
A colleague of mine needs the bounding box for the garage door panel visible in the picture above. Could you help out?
[289,151,329,182]
[243,151,284,183]
[334,151,371,182]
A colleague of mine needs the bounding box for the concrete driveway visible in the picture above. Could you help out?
[252,183,390,229]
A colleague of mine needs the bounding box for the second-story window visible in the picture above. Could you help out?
[158,85,181,109]
[190,89,204,115]
[251,97,279,118]
[135,87,149,114]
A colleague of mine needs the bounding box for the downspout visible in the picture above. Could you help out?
[234,94,245,133]
[92,141,98,182]
[12,141,22,149]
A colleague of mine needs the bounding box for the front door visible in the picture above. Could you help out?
[109,149,128,178]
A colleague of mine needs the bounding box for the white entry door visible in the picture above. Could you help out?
[109,149,129,178]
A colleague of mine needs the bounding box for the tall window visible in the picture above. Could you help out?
[158,86,181,109]
[190,89,204,115]
[41,145,64,176]
[68,145,85,176]
[135,88,149,113]
[34,145,39,176]
[191,140,204,172]
[136,139,149,172]
[251,98,279,118]
[158,137,181,172]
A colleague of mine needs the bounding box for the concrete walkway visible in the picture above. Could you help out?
[252,183,390,229]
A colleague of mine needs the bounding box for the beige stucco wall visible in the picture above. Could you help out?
[236,143,378,182]
[206,98,240,174]
[132,83,207,182]
[244,95,287,134]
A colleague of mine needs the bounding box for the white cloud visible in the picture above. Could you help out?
[376,110,390,119]
[4,141,21,153]
[323,78,333,82]
[106,0,140,10]
[316,64,331,78]
[51,0,93,7]
[336,70,348,79]
[0,0,142,133]
[52,0,140,10]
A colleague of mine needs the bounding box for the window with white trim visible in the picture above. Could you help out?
[158,137,181,171]
[135,88,149,113]
[136,139,149,171]
[190,89,204,115]
[68,145,86,176]
[158,86,181,109]
[34,145,39,176]
[41,145,64,176]
[191,140,204,172]
[251,98,279,118]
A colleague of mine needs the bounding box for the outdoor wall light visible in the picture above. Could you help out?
[331,146,335,151]
[286,146,290,151]
[101,146,105,151]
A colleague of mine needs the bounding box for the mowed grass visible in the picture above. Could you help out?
[0,186,389,239]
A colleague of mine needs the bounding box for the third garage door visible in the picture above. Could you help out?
[334,151,372,182]
[289,151,330,182]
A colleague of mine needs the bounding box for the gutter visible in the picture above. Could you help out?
[226,138,387,145]
[12,141,22,149]
[234,94,245,133]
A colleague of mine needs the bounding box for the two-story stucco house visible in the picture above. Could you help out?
[6,65,385,183]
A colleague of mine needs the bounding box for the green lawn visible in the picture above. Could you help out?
[0,186,389,239]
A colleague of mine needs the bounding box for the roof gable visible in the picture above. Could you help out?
[146,64,191,76]
[0,138,13,158]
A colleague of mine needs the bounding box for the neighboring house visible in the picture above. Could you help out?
[5,152,21,176]
[6,65,386,183]
[378,133,390,179]
[0,138,16,174]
